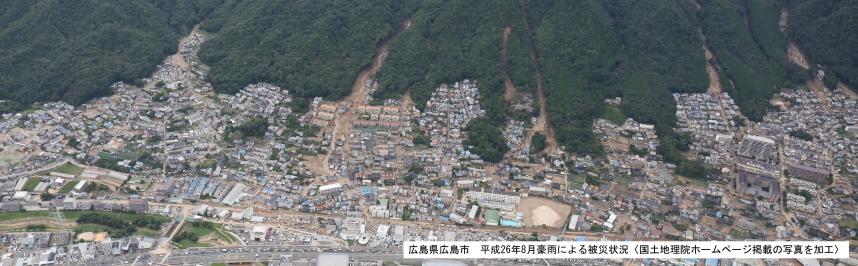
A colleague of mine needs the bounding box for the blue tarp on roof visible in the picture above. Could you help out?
[361,186,378,195]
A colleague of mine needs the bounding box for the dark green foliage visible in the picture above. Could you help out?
[83,182,110,193]
[530,0,707,157]
[658,131,694,165]
[412,128,431,147]
[747,0,788,60]
[373,0,532,161]
[173,231,198,243]
[199,0,421,100]
[698,0,785,121]
[463,119,509,163]
[375,0,533,108]
[226,117,269,139]
[40,192,54,201]
[788,130,813,141]
[76,213,137,238]
[94,153,128,172]
[788,0,858,91]
[25,224,48,232]
[602,105,626,125]
[131,216,166,230]
[235,117,269,137]
[531,133,546,153]
[784,63,811,86]
[701,197,720,209]
[585,175,601,186]
[628,145,649,157]
[675,158,708,179]
[0,101,21,114]
[190,221,214,229]
[0,0,220,112]
[823,73,840,90]
[67,138,80,148]
[794,189,814,202]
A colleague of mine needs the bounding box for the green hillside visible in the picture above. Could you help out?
[374,0,534,162]
[198,0,422,101]
[1,0,856,163]
[698,0,786,121]
[788,0,858,90]
[0,0,220,112]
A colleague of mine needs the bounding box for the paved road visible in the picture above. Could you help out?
[72,246,593,266]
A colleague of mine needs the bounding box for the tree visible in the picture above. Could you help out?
[227,117,269,140]
[676,159,707,180]
[0,1,221,111]
[788,130,813,141]
[531,133,547,153]
[67,138,80,148]
[40,192,54,201]
[463,119,508,163]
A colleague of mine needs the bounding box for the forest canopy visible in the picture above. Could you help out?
[0,0,220,111]
[1,0,855,166]
[788,0,858,90]
[198,0,421,99]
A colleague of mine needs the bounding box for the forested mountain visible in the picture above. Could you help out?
[698,0,786,121]
[373,0,534,162]
[198,0,422,102]
[0,0,219,112]
[788,0,858,89]
[529,0,710,157]
[1,0,856,163]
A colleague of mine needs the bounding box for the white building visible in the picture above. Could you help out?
[319,183,342,194]
[462,191,520,211]
[221,183,246,205]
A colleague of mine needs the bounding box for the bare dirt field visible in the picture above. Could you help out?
[517,197,572,228]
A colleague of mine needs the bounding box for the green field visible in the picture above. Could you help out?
[214,225,237,243]
[23,176,43,191]
[173,221,217,248]
[186,223,214,237]
[0,211,168,237]
[62,211,168,222]
[70,211,169,238]
[0,211,53,221]
[74,223,113,233]
[39,162,85,177]
[60,180,80,194]
[73,223,162,238]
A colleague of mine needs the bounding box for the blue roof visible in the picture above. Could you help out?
[361,186,378,195]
